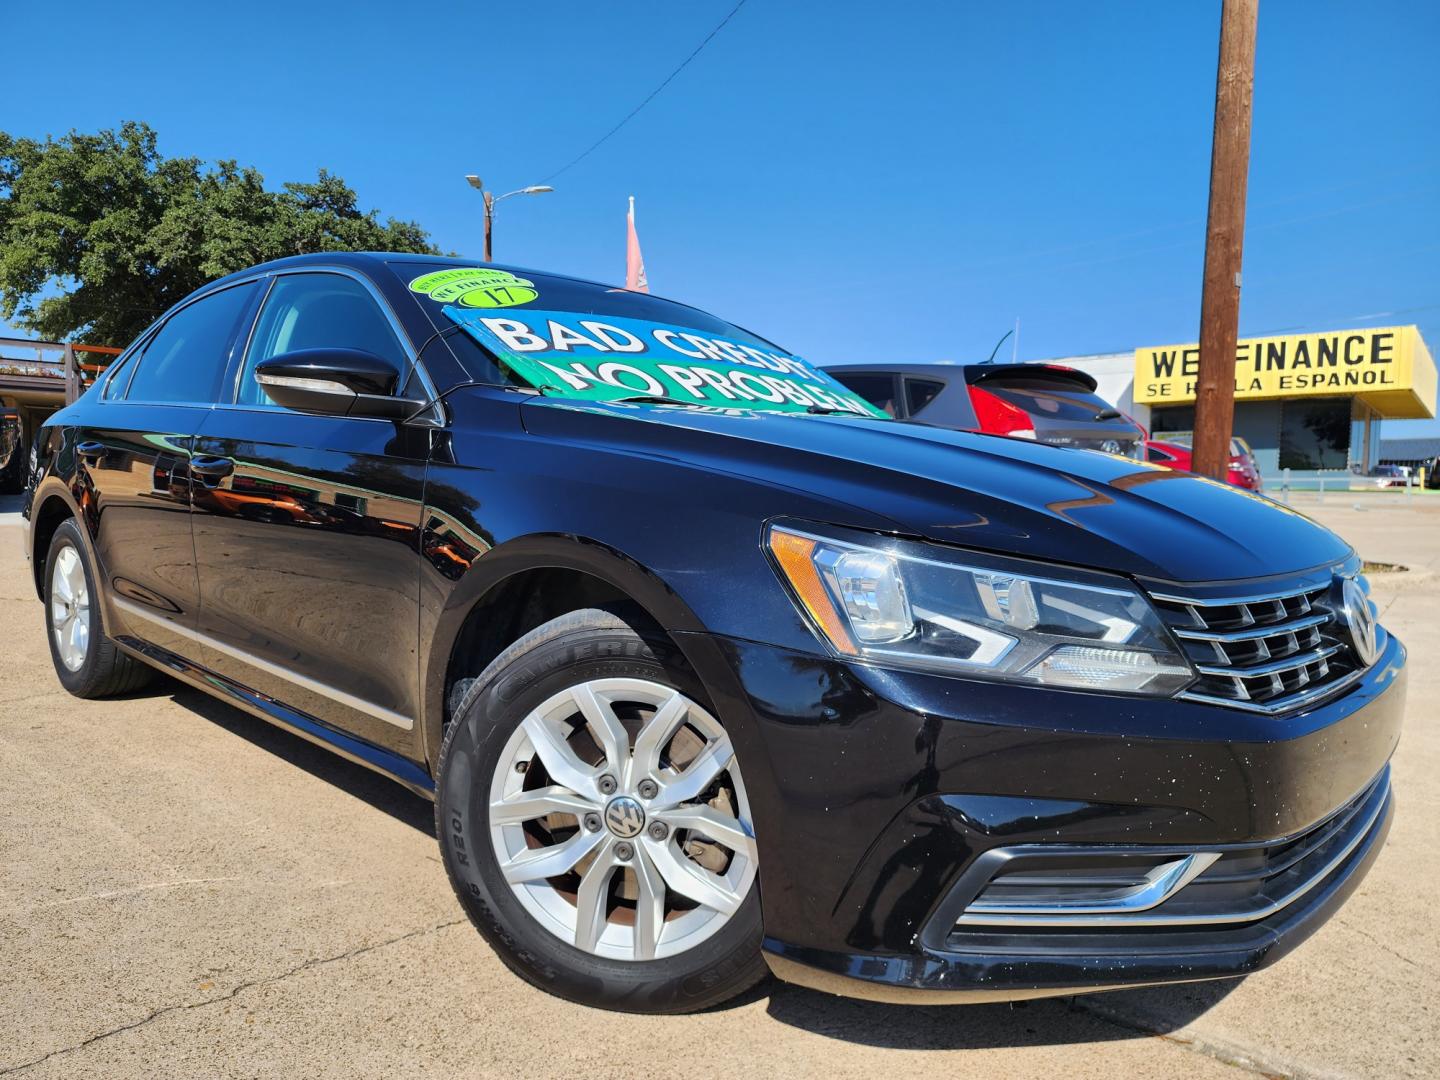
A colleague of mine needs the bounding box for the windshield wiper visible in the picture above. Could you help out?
[804,403,882,417]
[602,393,710,408]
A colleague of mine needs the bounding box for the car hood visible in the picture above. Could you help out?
[519,400,1351,584]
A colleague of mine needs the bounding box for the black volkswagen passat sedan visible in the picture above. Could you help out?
[23,254,1404,1013]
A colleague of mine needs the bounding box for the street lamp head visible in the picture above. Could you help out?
[464,174,483,190]
[522,186,554,195]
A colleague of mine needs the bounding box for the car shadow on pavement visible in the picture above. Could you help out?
[147,673,1242,1048]
[158,677,437,837]
[761,976,1242,1049]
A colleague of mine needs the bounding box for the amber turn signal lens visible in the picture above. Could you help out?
[768,528,857,655]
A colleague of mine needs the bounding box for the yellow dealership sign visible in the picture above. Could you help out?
[1134,325,1436,419]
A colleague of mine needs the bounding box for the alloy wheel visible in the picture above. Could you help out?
[488,677,757,962]
[50,545,91,672]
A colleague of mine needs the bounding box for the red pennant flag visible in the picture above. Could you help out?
[625,196,649,292]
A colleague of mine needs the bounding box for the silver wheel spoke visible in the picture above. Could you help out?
[652,737,734,810]
[499,827,606,884]
[630,846,667,960]
[628,690,687,785]
[490,786,597,825]
[655,804,757,861]
[642,835,744,917]
[52,566,73,605]
[69,616,88,660]
[572,683,629,777]
[521,713,601,801]
[66,558,86,604]
[573,844,617,952]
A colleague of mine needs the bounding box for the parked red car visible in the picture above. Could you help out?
[1146,437,1263,491]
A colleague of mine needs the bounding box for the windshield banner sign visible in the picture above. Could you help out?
[443,306,887,416]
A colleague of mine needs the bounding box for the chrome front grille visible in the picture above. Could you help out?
[1150,578,1369,714]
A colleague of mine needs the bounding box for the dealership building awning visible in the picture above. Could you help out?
[1132,325,1436,420]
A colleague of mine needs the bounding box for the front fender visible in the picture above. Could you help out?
[417,531,714,771]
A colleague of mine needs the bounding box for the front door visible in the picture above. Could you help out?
[189,271,429,754]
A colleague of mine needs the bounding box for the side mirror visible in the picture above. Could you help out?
[254,348,427,419]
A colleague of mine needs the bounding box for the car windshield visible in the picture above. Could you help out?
[392,262,887,418]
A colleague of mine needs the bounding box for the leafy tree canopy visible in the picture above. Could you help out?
[0,121,439,345]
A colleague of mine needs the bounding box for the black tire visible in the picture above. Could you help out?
[435,608,767,1014]
[43,519,154,698]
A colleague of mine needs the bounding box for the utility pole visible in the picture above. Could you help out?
[1192,0,1258,480]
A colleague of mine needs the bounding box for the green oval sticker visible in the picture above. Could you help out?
[409,267,537,307]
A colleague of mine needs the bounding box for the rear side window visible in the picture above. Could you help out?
[829,372,899,417]
[124,284,257,404]
[1147,445,1179,463]
[239,274,408,406]
[904,378,945,417]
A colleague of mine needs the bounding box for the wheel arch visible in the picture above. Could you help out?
[421,532,712,771]
[28,481,85,600]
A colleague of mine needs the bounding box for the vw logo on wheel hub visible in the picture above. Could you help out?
[604,796,646,838]
[1335,576,1379,666]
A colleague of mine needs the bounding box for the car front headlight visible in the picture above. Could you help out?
[767,523,1194,696]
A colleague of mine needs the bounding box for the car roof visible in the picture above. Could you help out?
[203,252,713,317]
[822,361,1099,392]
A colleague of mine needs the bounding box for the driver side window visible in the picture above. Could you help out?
[239,273,409,406]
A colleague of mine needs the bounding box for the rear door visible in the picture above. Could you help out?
[189,269,430,753]
[83,281,260,659]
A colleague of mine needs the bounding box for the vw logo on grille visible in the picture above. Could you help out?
[604,796,646,838]
[1336,576,1379,666]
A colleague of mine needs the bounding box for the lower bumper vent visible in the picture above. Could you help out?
[951,769,1389,930]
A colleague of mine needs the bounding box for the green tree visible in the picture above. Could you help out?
[0,121,439,346]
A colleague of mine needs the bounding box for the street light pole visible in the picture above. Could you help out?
[1192,0,1259,480]
[465,175,553,263]
[483,189,495,262]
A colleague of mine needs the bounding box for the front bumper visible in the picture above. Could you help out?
[679,629,1406,1003]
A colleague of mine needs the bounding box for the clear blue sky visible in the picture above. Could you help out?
[6,0,1439,434]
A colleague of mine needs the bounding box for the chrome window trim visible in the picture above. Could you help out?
[112,595,413,731]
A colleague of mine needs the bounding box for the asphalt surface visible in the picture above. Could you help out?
[1,490,1436,1079]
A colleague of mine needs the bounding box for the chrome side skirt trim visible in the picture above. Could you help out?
[111,596,414,731]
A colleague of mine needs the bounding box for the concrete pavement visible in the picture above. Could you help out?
[0,491,1436,1079]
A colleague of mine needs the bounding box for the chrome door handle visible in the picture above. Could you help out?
[76,440,106,463]
[190,455,235,480]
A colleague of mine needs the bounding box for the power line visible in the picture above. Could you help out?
[541,1,750,182]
